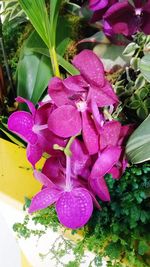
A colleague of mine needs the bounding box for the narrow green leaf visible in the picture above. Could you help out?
[18,0,50,47]
[57,54,79,75]
[0,124,25,147]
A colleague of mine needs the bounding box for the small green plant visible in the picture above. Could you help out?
[13,163,150,267]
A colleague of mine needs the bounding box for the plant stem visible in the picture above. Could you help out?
[49,46,60,77]
[65,155,72,192]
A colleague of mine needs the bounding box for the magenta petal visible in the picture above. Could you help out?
[42,157,66,188]
[89,0,108,11]
[109,166,120,179]
[90,146,121,178]
[100,120,121,150]
[88,81,118,107]
[82,111,99,155]
[70,139,91,178]
[8,111,38,144]
[33,170,60,189]
[16,96,36,116]
[103,2,136,36]
[29,188,61,213]
[48,105,82,138]
[48,77,70,107]
[91,100,104,130]
[27,143,43,167]
[72,50,105,87]
[90,175,110,201]
[56,188,93,229]
[63,75,88,92]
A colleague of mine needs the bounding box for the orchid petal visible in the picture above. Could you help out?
[100,121,121,150]
[33,170,60,189]
[88,81,118,107]
[48,77,70,107]
[29,188,61,213]
[63,75,88,92]
[72,49,105,87]
[90,146,121,179]
[103,2,137,36]
[42,157,66,189]
[89,0,108,11]
[91,100,104,130]
[90,175,110,201]
[48,105,82,138]
[27,143,43,167]
[56,188,93,229]
[8,111,38,144]
[35,102,53,125]
[82,111,99,155]
[16,96,36,116]
[70,139,91,178]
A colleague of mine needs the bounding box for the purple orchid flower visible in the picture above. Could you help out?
[8,97,66,167]
[103,0,150,38]
[48,50,118,155]
[29,154,94,229]
[89,0,117,23]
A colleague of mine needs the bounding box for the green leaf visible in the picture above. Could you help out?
[0,123,25,147]
[50,0,62,46]
[139,55,150,82]
[144,98,150,108]
[17,53,52,104]
[123,42,139,57]
[134,74,146,90]
[129,100,140,109]
[138,240,149,255]
[18,0,51,47]
[137,87,149,99]
[126,115,150,163]
[57,54,79,75]
[137,106,148,120]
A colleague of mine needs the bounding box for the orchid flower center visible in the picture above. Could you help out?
[65,156,72,192]
[32,124,48,134]
[135,8,142,16]
[76,100,87,112]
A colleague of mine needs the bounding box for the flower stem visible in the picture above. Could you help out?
[65,156,72,192]
[49,46,60,78]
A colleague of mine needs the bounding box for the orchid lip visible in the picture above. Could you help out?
[32,124,48,133]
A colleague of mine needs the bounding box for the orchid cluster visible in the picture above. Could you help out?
[89,0,150,39]
[8,50,131,229]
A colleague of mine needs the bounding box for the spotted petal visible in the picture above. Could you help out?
[29,188,61,213]
[48,105,82,138]
[73,49,105,87]
[100,120,121,150]
[56,188,93,229]
[8,111,38,144]
[82,111,99,155]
